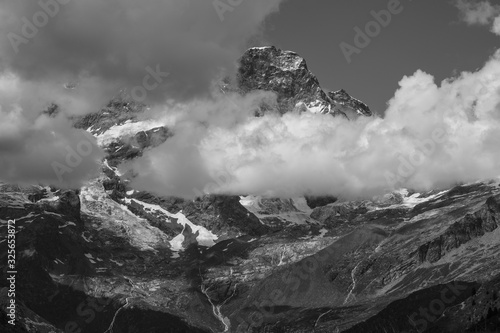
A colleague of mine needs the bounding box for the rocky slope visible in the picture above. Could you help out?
[230,184,500,332]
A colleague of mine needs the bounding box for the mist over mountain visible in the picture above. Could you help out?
[120,46,500,200]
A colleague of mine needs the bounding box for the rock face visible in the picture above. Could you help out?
[328,89,372,118]
[73,95,146,134]
[225,184,500,333]
[417,195,500,263]
[46,190,82,221]
[237,46,372,119]
[304,195,338,209]
[104,126,173,167]
[183,195,270,238]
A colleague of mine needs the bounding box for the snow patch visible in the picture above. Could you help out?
[80,180,168,252]
[306,100,329,114]
[58,221,77,229]
[110,259,124,266]
[170,225,186,254]
[124,198,218,250]
[81,232,93,243]
[319,228,328,238]
[397,189,448,208]
[292,197,313,213]
[103,160,122,177]
[95,120,165,146]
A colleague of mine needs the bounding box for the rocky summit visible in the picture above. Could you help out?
[237,46,372,119]
[1,47,499,333]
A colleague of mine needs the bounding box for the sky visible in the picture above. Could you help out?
[264,0,500,113]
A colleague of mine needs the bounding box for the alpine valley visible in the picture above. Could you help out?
[1,46,499,333]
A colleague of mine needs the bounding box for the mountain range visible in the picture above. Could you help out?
[1,46,499,333]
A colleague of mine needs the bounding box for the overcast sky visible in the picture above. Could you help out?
[265,0,500,113]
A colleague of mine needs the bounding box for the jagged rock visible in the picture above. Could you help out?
[39,189,82,222]
[105,126,173,166]
[184,195,270,238]
[57,190,82,220]
[304,195,338,209]
[418,195,500,263]
[73,94,146,135]
[311,202,368,223]
[237,46,371,119]
[328,89,372,118]
[256,198,299,215]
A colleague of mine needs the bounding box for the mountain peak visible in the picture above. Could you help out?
[238,46,372,119]
[246,46,307,71]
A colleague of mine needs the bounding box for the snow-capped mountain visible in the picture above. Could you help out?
[1,47,499,333]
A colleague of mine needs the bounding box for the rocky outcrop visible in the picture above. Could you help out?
[237,46,371,119]
[418,196,500,263]
[34,189,81,222]
[304,195,337,209]
[311,202,368,223]
[328,89,372,118]
[55,190,81,221]
[73,94,145,134]
[238,46,331,115]
[184,195,270,238]
[105,126,173,167]
[255,198,299,215]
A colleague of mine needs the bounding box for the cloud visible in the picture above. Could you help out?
[120,90,279,197]
[123,50,500,199]
[455,0,500,35]
[0,0,285,105]
[493,16,500,35]
[0,83,104,187]
[0,0,285,186]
